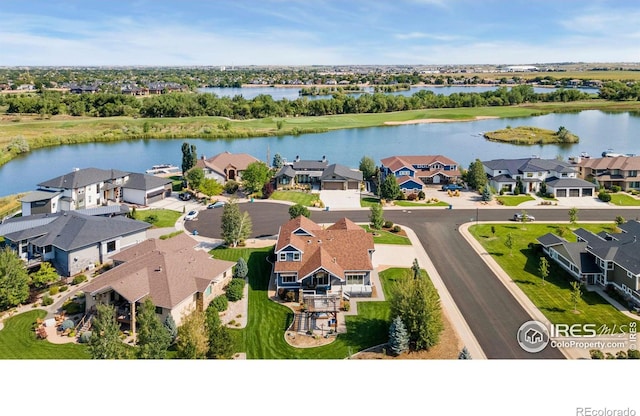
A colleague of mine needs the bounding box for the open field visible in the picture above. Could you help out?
[3,99,640,167]
[469,223,636,330]
[465,70,640,82]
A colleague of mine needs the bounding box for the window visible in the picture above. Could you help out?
[292,252,301,261]
[526,173,533,178]
[313,272,329,286]
[281,274,296,283]
[106,241,116,253]
[205,285,212,296]
[155,306,163,314]
[628,170,638,177]
[628,271,637,279]
[346,274,364,285]
[44,245,52,253]
[279,252,287,261]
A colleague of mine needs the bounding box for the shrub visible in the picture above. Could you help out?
[392,225,401,233]
[341,300,350,311]
[210,295,229,312]
[41,295,54,306]
[61,319,75,331]
[79,331,92,344]
[627,349,640,359]
[285,291,296,302]
[417,191,425,200]
[59,285,68,292]
[62,301,84,315]
[49,286,59,296]
[616,350,628,359]
[72,274,87,285]
[224,180,239,195]
[610,185,621,193]
[384,220,393,228]
[406,193,417,201]
[144,214,159,224]
[225,278,245,302]
[615,216,626,226]
[589,349,604,359]
[598,191,611,202]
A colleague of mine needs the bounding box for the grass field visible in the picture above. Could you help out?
[0,310,89,359]
[607,193,640,206]
[133,208,182,228]
[469,223,635,330]
[269,190,319,207]
[360,197,381,208]
[496,195,535,206]
[360,224,411,245]
[3,99,640,168]
[484,126,579,145]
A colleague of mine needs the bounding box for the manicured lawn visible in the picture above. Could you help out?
[270,190,319,207]
[361,197,381,208]
[209,247,423,358]
[469,223,635,330]
[360,224,411,245]
[394,200,450,207]
[0,310,89,359]
[607,193,640,206]
[133,208,182,228]
[496,195,535,206]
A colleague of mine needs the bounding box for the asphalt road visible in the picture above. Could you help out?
[185,203,640,359]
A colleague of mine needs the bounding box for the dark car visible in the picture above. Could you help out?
[179,192,192,201]
[442,183,464,191]
[207,201,227,209]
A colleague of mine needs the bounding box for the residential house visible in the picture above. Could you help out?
[23,168,172,215]
[274,156,362,190]
[380,155,461,193]
[274,216,375,298]
[2,211,151,276]
[483,158,597,197]
[576,156,640,192]
[83,233,236,333]
[537,220,640,306]
[194,151,261,184]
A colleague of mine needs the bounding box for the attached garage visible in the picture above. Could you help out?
[146,189,166,204]
[319,164,363,192]
[322,181,344,190]
[582,188,593,196]
[546,177,597,199]
[347,181,359,190]
[569,189,580,197]
[556,189,567,197]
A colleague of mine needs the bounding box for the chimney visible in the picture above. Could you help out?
[322,155,326,162]
[295,155,300,162]
[156,266,163,272]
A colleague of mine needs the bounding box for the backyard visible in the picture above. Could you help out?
[469,222,637,329]
[133,208,182,228]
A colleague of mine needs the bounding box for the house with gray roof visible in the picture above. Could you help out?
[3,211,151,277]
[576,155,640,192]
[483,157,596,197]
[537,220,640,306]
[23,167,172,216]
[274,156,362,190]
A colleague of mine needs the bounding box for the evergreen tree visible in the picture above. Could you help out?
[380,174,402,200]
[481,184,492,201]
[369,203,384,230]
[0,247,30,310]
[390,272,443,351]
[388,316,410,356]
[568,207,579,224]
[272,153,284,169]
[136,298,170,359]
[411,258,420,279]
[186,167,205,191]
[89,303,129,359]
[164,314,178,344]
[189,144,197,171]
[458,346,472,359]
[176,309,209,359]
[205,304,235,359]
[539,256,549,285]
[234,257,248,279]
[181,142,194,174]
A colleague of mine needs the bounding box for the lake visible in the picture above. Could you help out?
[197,85,590,100]
[0,110,638,197]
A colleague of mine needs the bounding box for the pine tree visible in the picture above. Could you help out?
[411,258,420,279]
[481,184,492,201]
[164,314,178,344]
[234,257,248,279]
[388,316,409,356]
[89,303,129,359]
[458,346,472,359]
[380,174,401,200]
[272,153,284,169]
[136,298,170,359]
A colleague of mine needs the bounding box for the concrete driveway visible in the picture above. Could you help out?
[319,189,363,210]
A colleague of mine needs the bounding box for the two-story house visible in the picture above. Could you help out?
[274,216,375,299]
[380,155,461,193]
[576,156,640,191]
[537,220,640,306]
[194,151,261,184]
[483,158,596,197]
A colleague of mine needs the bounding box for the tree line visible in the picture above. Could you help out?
[2,85,593,119]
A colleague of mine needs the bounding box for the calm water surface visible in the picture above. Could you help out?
[0,110,637,196]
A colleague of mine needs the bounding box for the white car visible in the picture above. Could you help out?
[184,210,199,221]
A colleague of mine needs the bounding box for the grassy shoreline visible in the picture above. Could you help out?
[2,99,640,168]
[484,126,579,145]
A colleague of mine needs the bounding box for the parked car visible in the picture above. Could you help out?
[442,183,464,191]
[513,213,535,222]
[184,210,199,221]
[207,201,226,209]
[179,192,192,201]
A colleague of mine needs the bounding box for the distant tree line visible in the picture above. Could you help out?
[598,81,640,101]
[2,85,594,119]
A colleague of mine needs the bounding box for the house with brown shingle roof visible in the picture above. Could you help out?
[274,216,375,298]
[380,155,461,193]
[576,156,640,192]
[194,151,261,184]
[83,233,236,332]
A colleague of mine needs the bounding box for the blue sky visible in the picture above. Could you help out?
[1,0,639,66]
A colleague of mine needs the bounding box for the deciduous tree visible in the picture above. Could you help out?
[176,309,209,359]
[29,261,59,289]
[199,177,223,199]
[288,203,310,219]
[0,247,30,310]
[186,167,205,191]
[221,199,252,247]
[242,161,272,194]
[369,203,384,230]
[380,174,401,200]
[570,281,582,312]
[467,159,487,191]
[359,156,376,180]
[569,207,578,224]
[89,303,129,359]
[539,257,549,285]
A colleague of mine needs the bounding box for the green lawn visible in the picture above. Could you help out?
[270,190,319,207]
[496,195,535,206]
[360,224,412,245]
[393,200,450,207]
[209,247,417,358]
[133,208,182,228]
[469,223,635,330]
[0,310,89,359]
[361,197,381,208]
[607,193,640,206]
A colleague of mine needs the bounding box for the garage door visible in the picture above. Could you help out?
[347,181,359,190]
[322,181,343,190]
[569,189,580,197]
[582,188,593,196]
[556,189,567,197]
